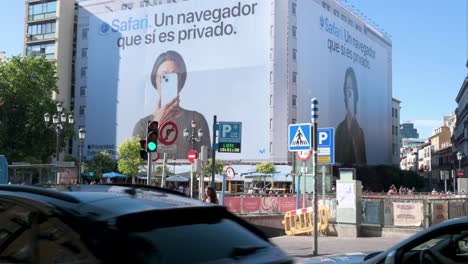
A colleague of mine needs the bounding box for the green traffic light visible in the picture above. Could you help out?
[147,141,157,151]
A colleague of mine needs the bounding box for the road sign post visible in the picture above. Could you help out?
[311,98,318,256]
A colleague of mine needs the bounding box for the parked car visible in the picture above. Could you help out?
[0,184,293,263]
[301,216,468,264]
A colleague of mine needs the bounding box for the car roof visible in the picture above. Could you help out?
[0,184,210,220]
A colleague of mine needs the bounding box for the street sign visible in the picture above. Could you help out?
[317,127,335,164]
[458,170,464,178]
[152,152,160,162]
[296,150,311,162]
[288,123,311,151]
[159,121,178,145]
[218,122,242,153]
[226,166,235,180]
[187,150,197,163]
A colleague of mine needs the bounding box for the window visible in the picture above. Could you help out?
[395,109,398,118]
[333,9,339,17]
[292,72,297,83]
[79,106,86,116]
[80,86,86,96]
[270,94,273,106]
[291,3,297,15]
[270,25,274,37]
[27,22,56,40]
[292,48,297,60]
[392,125,394,135]
[140,0,150,7]
[81,48,88,58]
[292,95,297,107]
[26,43,55,59]
[81,67,87,78]
[28,2,56,21]
[269,118,273,129]
[82,28,89,39]
[292,26,297,38]
[270,71,273,83]
[121,3,133,10]
[270,48,273,60]
[341,14,347,23]
[270,142,273,153]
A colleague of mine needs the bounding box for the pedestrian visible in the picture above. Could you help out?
[203,186,218,204]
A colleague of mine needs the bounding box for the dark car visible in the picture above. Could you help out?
[301,216,468,264]
[0,184,293,264]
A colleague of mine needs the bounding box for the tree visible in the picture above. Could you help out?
[0,55,68,163]
[118,137,144,184]
[85,151,115,180]
[256,162,276,174]
[155,165,172,175]
[204,160,225,175]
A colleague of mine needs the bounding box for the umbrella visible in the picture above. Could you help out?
[166,175,189,182]
[102,172,127,178]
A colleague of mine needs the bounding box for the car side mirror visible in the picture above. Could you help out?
[384,250,396,264]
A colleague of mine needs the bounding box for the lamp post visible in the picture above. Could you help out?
[456,151,464,192]
[183,120,203,151]
[78,128,86,184]
[44,103,74,162]
[184,120,203,198]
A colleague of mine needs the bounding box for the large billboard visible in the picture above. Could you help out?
[83,0,272,160]
[296,0,392,165]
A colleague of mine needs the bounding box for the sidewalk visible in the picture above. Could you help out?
[271,235,410,261]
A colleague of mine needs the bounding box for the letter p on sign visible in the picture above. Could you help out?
[222,124,232,138]
[319,131,328,145]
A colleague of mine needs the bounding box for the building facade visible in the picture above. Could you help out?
[23,0,76,111]
[392,98,401,166]
[453,77,468,177]
[400,122,419,139]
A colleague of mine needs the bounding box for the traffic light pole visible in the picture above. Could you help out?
[211,115,217,188]
[147,152,151,185]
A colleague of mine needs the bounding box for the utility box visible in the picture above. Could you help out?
[336,168,362,237]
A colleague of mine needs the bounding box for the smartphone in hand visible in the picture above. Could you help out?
[161,73,178,106]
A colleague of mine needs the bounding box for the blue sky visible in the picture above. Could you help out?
[1,0,467,139]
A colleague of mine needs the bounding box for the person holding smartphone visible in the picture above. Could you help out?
[133,50,210,159]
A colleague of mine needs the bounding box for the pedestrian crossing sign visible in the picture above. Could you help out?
[288,123,312,151]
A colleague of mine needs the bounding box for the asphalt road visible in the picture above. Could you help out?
[271,235,410,261]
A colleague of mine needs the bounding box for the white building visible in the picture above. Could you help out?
[71,0,393,165]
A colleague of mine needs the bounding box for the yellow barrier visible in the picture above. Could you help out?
[282,206,330,236]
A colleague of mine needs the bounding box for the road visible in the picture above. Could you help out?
[271,235,411,261]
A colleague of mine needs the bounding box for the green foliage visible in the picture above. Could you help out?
[204,160,225,175]
[86,151,115,179]
[256,162,276,174]
[354,165,426,192]
[0,55,66,163]
[155,165,172,175]
[64,154,78,163]
[118,137,144,184]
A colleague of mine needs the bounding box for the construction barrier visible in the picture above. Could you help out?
[282,206,330,236]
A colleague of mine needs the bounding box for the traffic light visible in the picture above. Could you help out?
[147,121,158,152]
[139,139,148,160]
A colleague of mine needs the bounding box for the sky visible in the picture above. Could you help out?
[0,0,467,139]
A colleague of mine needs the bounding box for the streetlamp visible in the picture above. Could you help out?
[44,103,74,162]
[183,120,203,198]
[78,128,86,184]
[457,151,464,192]
[183,120,203,150]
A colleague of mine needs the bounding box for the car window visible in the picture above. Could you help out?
[38,216,100,263]
[0,198,100,263]
[399,229,468,264]
[0,199,38,262]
